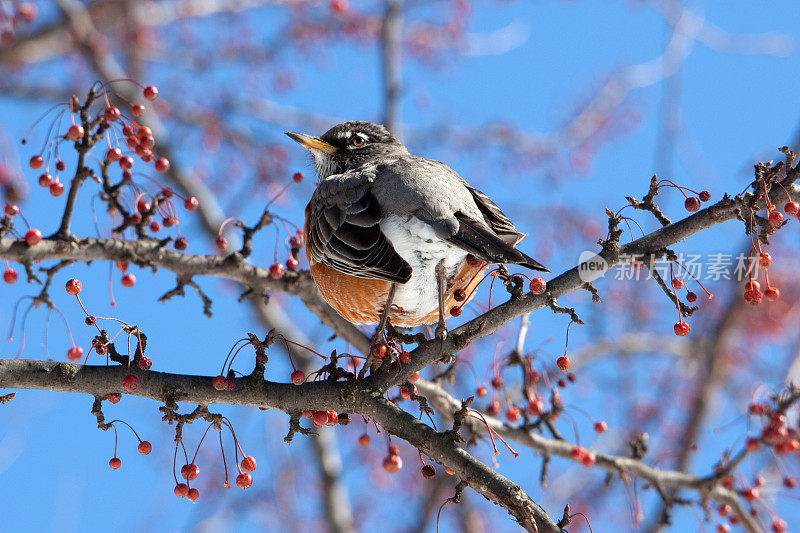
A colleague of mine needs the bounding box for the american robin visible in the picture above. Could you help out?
[286,121,548,344]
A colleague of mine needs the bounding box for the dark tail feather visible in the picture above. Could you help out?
[449,214,549,272]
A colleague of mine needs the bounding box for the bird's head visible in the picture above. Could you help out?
[285,121,407,179]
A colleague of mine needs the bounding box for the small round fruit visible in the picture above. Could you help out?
[3,268,18,284]
[529,277,546,294]
[66,124,84,141]
[49,181,64,197]
[269,263,285,279]
[291,370,305,385]
[594,421,607,433]
[449,306,461,317]
[67,346,83,361]
[684,197,701,212]
[38,173,52,187]
[109,457,121,469]
[137,441,152,455]
[65,278,82,295]
[312,410,328,428]
[769,210,784,228]
[421,465,435,479]
[784,201,799,216]
[106,148,122,162]
[686,291,697,303]
[371,343,387,359]
[673,321,690,336]
[4,204,19,217]
[358,434,370,446]
[382,454,402,473]
[236,472,253,489]
[29,155,43,169]
[292,172,303,183]
[759,252,772,269]
[184,197,198,211]
[181,463,200,481]
[174,237,188,250]
[187,488,199,501]
[765,287,780,301]
[556,356,570,371]
[215,237,228,251]
[155,157,170,173]
[671,278,684,290]
[453,288,466,301]
[241,456,257,472]
[174,483,189,498]
[286,257,299,271]
[212,375,227,390]
[143,85,159,101]
[699,190,711,202]
[122,373,139,392]
[121,273,136,288]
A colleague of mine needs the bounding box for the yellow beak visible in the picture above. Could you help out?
[285,131,337,154]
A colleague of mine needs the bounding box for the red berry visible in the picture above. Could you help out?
[769,210,784,228]
[491,375,504,389]
[240,456,257,472]
[122,374,139,392]
[759,252,772,269]
[486,400,501,416]
[421,465,436,479]
[115,261,129,273]
[233,472,253,490]
[594,421,607,433]
[686,292,697,302]
[109,457,121,469]
[149,221,160,232]
[326,410,338,425]
[119,156,134,170]
[358,434,370,446]
[505,407,520,422]
[269,263,285,279]
[372,344,387,359]
[137,441,152,455]
[163,215,177,227]
[184,197,198,211]
[772,518,787,533]
[745,437,760,452]
[65,279,82,295]
[684,197,701,212]
[286,257,299,271]
[745,280,761,292]
[4,204,19,217]
[174,237,188,250]
[66,124,84,141]
[212,375,227,390]
[408,371,419,383]
[312,410,328,428]
[121,273,136,288]
[131,104,145,117]
[155,157,170,173]
[475,385,487,397]
[104,107,120,122]
[580,451,596,467]
[95,343,107,356]
[49,182,64,197]
[289,236,303,248]
[138,356,151,370]
[744,289,763,306]
[673,321,690,336]
[382,454,402,473]
[453,288,466,301]
[181,463,200,481]
[187,488,199,501]
[671,278,684,290]
[739,487,758,502]
[291,370,305,385]
[174,483,189,498]
[529,277,546,294]
[765,287,780,301]
[292,172,303,183]
[38,173,52,187]
[699,190,711,202]
[399,350,411,364]
[67,346,83,361]
[3,268,18,284]
[215,237,228,251]
[143,85,159,101]
[136,198,151,213]
[449,306,461,316]
[55,160,66,171]
[29,155,43,169]
[556,356,570,371]
[783,201,799,216]
[386,444,398,455]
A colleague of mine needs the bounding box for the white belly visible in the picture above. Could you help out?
[379,215,468,317]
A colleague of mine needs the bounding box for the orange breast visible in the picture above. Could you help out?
[304,209,486,326]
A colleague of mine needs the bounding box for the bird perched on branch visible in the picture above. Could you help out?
[286,121,548,346]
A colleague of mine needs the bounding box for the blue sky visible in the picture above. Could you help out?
[2,1,800,531]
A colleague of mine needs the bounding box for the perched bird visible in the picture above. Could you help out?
[286,121,547,342]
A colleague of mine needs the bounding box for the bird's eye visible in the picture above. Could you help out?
[350,136,366,147]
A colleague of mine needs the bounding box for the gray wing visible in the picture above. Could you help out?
[370,157,548,272]
[307,169,412,283]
